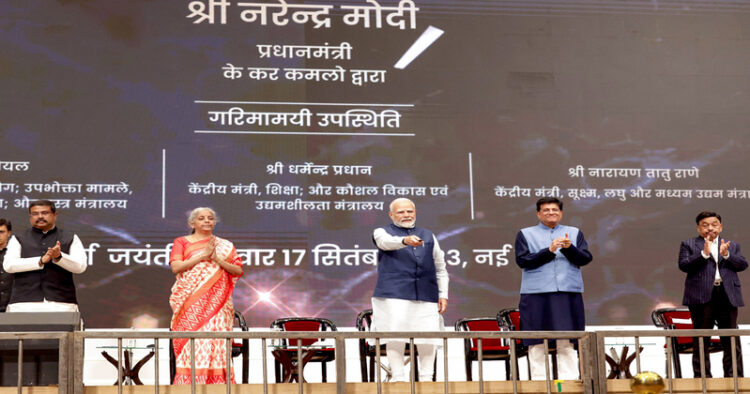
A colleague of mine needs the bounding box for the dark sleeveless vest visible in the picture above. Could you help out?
[11,227,78,304]
[0,247,12,311]
[372,224,439,302]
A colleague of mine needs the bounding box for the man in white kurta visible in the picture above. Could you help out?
[3,200,87,312]
[371,198,449,382]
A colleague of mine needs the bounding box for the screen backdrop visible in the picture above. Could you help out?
[3,0,750,327]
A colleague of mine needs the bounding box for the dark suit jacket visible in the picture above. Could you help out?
[679,236,748,307]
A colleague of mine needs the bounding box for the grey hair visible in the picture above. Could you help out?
[389,198,415,212]
[187,207,219,227]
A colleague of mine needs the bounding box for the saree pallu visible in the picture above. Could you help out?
[169,236,243,384]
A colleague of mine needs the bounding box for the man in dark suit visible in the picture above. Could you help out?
[679,211,747,377]
[0,218,13,312]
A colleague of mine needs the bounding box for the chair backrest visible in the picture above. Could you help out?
[232,311,248,354]
[356,309,373,332]
[651,308,693,345]
[652,308,693,329]
[271,317,337,347]
[455,318,503,349]
[234,311,248,331]
[496,308,524,348]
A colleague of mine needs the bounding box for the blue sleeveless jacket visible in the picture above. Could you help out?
[372,224,439,302]
[517,223,591,294]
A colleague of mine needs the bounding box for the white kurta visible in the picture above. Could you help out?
[371,229,448,345]
[3,233,87,312]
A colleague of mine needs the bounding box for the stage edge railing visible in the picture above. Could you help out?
[73,330,596,394]
[3,329,745,394]
[0,332,72,394]
[595,328,748,394]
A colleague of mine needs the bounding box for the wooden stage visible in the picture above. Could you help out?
[3,379,750,394]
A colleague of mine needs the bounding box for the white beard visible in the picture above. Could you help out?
[392,219,416,229]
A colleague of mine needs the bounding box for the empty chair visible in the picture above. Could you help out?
[455,317,513,381]
[270,317,337,383]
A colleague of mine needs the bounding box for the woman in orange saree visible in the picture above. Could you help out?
[169,207,244,384]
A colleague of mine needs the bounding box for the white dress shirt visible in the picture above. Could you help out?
[701,237,725,282]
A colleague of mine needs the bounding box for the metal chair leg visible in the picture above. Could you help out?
[274,359,281,383]
[369,355,375,382]
[378,359,393,382]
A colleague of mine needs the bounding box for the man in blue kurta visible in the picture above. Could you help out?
[514,197,592,380]
[371,198,449,382]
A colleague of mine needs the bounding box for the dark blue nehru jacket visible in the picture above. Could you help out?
[372,223,439,302]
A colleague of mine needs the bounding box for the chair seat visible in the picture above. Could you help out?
[665,337,723,349]
[279,347,335,353]
[231,342,242,357]
[469,345,509,352]
[675,337,722,345]
[363,343,419,355]
[278,347,336,364]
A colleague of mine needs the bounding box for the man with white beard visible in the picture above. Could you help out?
[370,198,449,382]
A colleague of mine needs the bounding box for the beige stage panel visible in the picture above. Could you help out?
[78,382,584,394]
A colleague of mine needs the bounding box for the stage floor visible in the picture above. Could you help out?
[3,378,749,394]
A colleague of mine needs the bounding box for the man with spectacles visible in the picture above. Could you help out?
[679,211,747,377]
[3,200,87,312]
[514,197,593,380]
